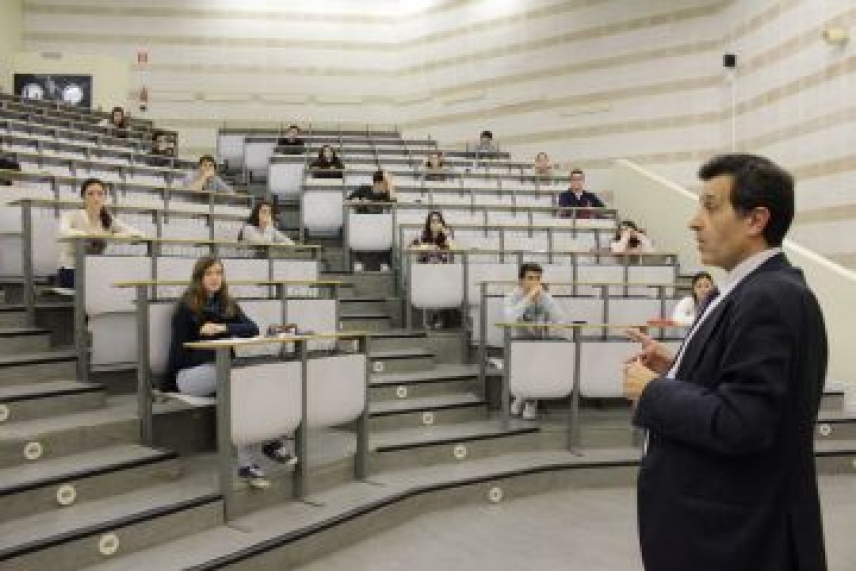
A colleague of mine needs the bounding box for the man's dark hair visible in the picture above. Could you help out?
[372,170,385,184]
[198,154,217,167]
[480,130,493,139]
[569,168,585,178]
[518,262,543,279]
[698,153,794,246]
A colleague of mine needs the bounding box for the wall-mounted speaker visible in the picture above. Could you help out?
[723,53,737,68]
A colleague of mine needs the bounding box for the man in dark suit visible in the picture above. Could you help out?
[623,153,827,571]
[556,168,605,218]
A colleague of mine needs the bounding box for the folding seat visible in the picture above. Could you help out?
[244,139,276,175]
[268,162,305,200]
[302,188,345,236]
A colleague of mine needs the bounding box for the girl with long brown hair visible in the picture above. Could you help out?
[166,256,297,488]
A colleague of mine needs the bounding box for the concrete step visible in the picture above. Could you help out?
[339,296,394,315]
[0,380,105,422]
[369,419,543,473]
[0,476,221,571]
[369,348,434,374]
[321,271,395,297]
[75,437,856,571]
[340,312,391,332]
[369,393,489,431]
[0,444,180,524]
[814,439,856,473]
[75,447,641,571]
[371,364,481,402]
[815,410,856,441]
[821,388,845,412]
[369,330,466,363]
[0,349,78,386]
[0,396,138,467]
[0,306,28,327]
[0,326,52,355]
[366,329,428,352]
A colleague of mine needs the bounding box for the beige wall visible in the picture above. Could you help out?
[0,0,24,91]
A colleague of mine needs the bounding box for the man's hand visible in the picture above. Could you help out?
[623,359,658,402]
[526,283,543,301]
[625,328,673,375]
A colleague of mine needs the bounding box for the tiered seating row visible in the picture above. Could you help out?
[1,122,194,171]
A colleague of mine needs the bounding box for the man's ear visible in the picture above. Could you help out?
[746,206,771,238]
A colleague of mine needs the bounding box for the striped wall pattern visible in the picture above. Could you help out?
[18,0,856,268]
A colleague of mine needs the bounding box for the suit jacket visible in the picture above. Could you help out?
[556,190,604,218]
[633,253,827,571]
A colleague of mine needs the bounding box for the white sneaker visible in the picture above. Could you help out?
[522,401,538,420]
[353,262,364,272]
[50,287,76,296]
[510,397,524,416]
[380,263,390,272]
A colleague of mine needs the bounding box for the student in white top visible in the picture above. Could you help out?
[238,201,294,245]
[55,178,145,292]
[671,271,715,326]
[610,220,654,254]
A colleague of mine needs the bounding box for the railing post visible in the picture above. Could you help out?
[355,334,370,480]
[294,339,309,499]
[136,285,153,444]
[478,281,488,395]
[342,203,351,271]
[74,240,89,383]
[569,324,583,451]
[215,347,235,521]
[501,325,511,430]
[21,200,36,326]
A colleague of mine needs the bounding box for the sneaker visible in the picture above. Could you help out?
[380,263,391,272]
[522,401,538,420]
[50,287,76,296]
[510,396,524,416]
[262,441,299,467]
[238,464,271,489]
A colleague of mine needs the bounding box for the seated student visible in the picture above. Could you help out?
[308,145,345,179]
[671,271,715,326]
[532,152,553,177]
[55,178,145,292]
[182,154,234,193]
[610,220,654,254]
[276,125,305,155]
[556,168,604,218]
[347,170,396,271]
[504,262,566,420]
[99,106,130,139]
[147,131,175,168]
[474,130,499,156]
[412,211,458,329]
[238,200,294,245]
[411,210,455,264]
[166,256,297,488]
[423,151,448,181]
[0,137,22,185]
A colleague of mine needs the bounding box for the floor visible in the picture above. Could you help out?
[295,474,856,571]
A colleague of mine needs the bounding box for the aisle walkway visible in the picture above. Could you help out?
[296,474,856,571]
